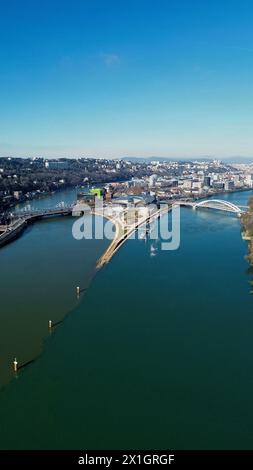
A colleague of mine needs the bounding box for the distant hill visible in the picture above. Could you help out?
[222,156,253,164]
[122,156,213,163]
[122,155,253,164]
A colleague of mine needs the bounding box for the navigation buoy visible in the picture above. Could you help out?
[76,286,80,296]
[13,358,18,373]
[48,320,52,329]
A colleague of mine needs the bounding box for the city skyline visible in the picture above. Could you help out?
[1,0,253,158]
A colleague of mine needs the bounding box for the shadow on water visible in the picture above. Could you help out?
[16,285,91,369]
[17,358,37,371]
[51,319,64,327]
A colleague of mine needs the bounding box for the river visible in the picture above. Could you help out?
[0,189,253,449]
[0,188,111,386]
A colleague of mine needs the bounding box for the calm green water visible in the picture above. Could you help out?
[0,190,253,449]
[0,188,111,386]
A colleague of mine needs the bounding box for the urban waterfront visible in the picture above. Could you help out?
[0,189,253,449]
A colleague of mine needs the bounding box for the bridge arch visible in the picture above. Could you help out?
[194,199,242,214]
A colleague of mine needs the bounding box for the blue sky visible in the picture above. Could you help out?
[1,0,253,158]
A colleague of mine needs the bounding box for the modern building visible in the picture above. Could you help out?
[90,188,105,199]
[225,181,235,191]
[77,191,96,205]
[244,175,253,187]
[148,174,158,187]
[203,176,211,187]
[213,181,225,189]
[192,180,202,190]
[181,179,192,190]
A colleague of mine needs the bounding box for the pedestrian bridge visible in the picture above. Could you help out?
[177,199,244,215]
[13,205,74,220]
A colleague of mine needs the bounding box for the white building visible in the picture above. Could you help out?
[192,180,203,190]
[244,174,253,187]
[148,174,158,187]
[182,180,192,189]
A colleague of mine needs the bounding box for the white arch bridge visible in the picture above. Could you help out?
[177,199,247,215]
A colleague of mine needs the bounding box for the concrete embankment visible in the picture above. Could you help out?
[0,219,27,248]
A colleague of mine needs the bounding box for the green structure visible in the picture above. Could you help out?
[90,188,104,199]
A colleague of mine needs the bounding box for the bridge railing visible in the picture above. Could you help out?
[13,206,74,218]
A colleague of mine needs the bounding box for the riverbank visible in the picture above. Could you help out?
[240,196,253,264]
[0,189,58,220]
[0,218,27,247]
[193,186,252,202]
[0,206,74,248]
